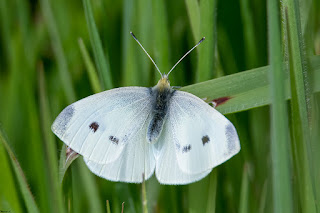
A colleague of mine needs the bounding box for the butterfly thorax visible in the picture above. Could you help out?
[147,75,175,143]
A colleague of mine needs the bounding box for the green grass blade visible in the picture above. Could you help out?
[137,0,153,85]
[0,127,40,213]
[77,160,104,213]
[152,0,170,75]
[185,0,200,42]
[197,0,216,81]
[284,0,317,211]
[38,65,66,213]
[206,171,217,213]
[268,0,293,212]
[83,0,113,90]
[78,38,102,93]
[181,55,320,115]
[122,0,140,86]
[39,0,76,103]
[240,0,259,68]
[0,140,22,213]
[239,164,249,213]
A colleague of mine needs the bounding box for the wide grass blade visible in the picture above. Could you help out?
[0,127,40,213]
[181,55,320,115]
[283,0,317,211]
[268,0,293,211]
[83,0,113,90]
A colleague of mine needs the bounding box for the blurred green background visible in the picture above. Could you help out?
[0,0,320,212]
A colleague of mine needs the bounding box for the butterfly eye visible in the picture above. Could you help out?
[202,135,210,145]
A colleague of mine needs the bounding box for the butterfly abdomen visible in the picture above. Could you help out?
[147,85,175,143]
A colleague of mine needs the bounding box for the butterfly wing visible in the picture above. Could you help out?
[164,90,240,175]
[154,123,212,185]
[52,87,153,165]
[83,120,155,183]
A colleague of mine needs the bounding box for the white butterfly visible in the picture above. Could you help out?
[52,33,240,185]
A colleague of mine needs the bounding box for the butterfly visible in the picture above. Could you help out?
[51,32,240,185]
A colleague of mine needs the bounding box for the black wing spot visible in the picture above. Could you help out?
[109,136,119,145]
[89,122,99,132]
[202,135,210,145]
[182,144,191,153]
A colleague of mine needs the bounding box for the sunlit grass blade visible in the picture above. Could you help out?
[83,0,113,90]
[38,64,66,213]
[181,55,320,115]
[78,38,102,93]
[268,0,293,211]
[0,127,40,213]
[106,200,111,213]
[39,0,76,103]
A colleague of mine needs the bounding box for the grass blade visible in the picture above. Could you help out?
[0,140,22,213]
[284,0,317,211]
[152,0,170,75]
[78,38,102,93]
[39,0,76,103]
[240,0,259,68]
[83,0,113,90]
[206,171,217,213]
[239,164,249,213]
[181,55,320,115]
[268,0,293,211]
[197,0,216,81]
[122,0,140,86]
[0,127,40,213]
[38,64,66,213]
[185,0,200,42]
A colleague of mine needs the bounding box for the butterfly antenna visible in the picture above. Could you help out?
[130,32,162,76]
[167,37,205,76]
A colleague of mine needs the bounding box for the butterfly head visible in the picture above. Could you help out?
[156,74,171,91]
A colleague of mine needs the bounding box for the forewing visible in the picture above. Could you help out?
[84,121,156,183]
[154,123,212,185]
[168,91,240,174]
[52,87,152,164]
